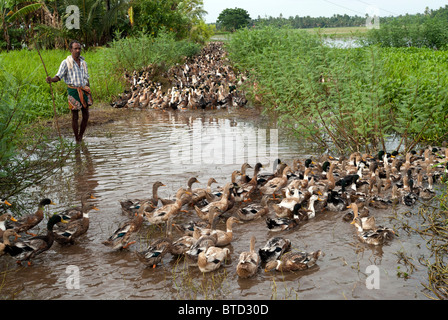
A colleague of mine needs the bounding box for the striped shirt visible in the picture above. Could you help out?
[56,56,89,87]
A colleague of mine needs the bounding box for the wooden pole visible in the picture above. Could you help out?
[34,41,63,142]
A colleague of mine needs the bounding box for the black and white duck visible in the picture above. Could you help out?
[258,236,291,263]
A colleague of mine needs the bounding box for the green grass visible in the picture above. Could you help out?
[0,32,200,122]
[210,26,369,42]
[0,48,126,120]
[303,26,369,37]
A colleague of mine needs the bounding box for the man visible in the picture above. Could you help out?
[46,40,92,143]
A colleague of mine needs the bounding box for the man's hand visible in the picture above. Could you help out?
[46,76,60,83]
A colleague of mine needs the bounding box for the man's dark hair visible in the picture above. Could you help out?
[69,40,82,49]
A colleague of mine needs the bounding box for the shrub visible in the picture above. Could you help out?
[0,67,71,204]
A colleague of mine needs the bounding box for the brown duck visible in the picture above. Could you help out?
[10,198,56,236]
[54,203,99,245]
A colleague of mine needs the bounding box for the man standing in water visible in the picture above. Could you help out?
[46,40,92,143]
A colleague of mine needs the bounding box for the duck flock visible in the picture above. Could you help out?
[109,147,445,275]
[2,146,446,279]
[110,42,248,110]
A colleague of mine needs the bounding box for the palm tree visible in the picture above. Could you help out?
[178,0,207,22]
[177,0,211,42]
[62,0,129,46]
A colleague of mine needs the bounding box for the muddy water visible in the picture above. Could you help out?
[0,106,434,300]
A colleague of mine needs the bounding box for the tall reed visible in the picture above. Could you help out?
[226,26,448,154]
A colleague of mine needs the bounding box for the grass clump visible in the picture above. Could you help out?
[170,258,232,300]
[104,30,201,76]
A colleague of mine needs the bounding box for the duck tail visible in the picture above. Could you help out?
[194,205,206,219]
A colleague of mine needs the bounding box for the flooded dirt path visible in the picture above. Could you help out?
[0,106,435,300]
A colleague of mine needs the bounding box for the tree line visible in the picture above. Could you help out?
[363,5,448,50]
[216,5,448,37]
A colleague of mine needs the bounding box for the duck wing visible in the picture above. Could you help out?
[259,237,291,262]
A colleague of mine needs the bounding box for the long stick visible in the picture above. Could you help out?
[35,41,63,141]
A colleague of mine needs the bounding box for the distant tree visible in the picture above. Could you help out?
[217,7,251,31]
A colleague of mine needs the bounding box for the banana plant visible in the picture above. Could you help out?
[8,1,45,23]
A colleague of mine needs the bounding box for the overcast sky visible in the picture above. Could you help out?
[203,0,448,23]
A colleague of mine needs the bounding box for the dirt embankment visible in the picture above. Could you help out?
[42,103,135,135]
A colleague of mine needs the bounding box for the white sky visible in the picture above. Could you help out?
[203,0,448,23]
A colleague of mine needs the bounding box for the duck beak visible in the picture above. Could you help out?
[350,219,356,225]
[50,201,57,205]
[92,207,100,211]
[61,218,69,223]
[90,195,97,199]
[4,200,12,206]
[10,217,17,222]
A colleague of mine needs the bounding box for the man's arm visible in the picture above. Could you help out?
[47,60,66,84]
[46,76,60,83]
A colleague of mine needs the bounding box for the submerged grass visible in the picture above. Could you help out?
[388,188,448,299]
[0,263,22,299]
[170,257,232,300]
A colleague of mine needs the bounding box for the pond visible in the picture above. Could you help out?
[0,106,436,300]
